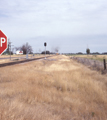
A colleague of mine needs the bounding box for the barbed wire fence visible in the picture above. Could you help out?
[71,57,107,74]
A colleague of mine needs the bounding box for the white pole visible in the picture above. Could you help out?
[45,46,46,59]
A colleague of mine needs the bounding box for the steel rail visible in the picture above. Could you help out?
[0,56,51,68]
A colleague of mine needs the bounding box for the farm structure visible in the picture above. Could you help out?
[16,51,23,55]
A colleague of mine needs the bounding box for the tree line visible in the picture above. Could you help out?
[4,43,33,55]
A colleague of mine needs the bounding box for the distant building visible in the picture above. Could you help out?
[16,51,23,55]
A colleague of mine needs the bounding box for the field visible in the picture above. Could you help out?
[70,54,107,61]
[0,55,107,120]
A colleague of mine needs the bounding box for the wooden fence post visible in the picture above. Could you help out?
[103,59,106,70]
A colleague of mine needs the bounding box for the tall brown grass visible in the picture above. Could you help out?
[0,55,107,120]
[73,54,107,61]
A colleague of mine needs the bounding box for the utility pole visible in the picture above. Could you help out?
[26,42,28,59]
[8,40,14,60]
[8,39,11,60]
[6,39,9,54]
[10,42,11,60]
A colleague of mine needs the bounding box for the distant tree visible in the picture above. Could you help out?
[86,48,90,54]
[102,52,107,55]
[55,47,59,53]
[20,43,33,54]
[92,52,100,55]
[76,52,83,54]
[4,41,12,55]
[51,47,60,53]
[39,49,41,53]
[41,51,50,54]
[15,47,21,51]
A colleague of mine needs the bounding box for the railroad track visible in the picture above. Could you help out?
[0,56,51,68]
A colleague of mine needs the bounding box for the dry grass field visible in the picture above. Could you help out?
[0,55,107,120]
[72,55,107,61]
[0,54,26,64]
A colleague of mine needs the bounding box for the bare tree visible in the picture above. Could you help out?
[51,47,60,53]
[20,43,33,54]
[54,47,59,53]
[39,49,41,53]
[4,41,12,54]
[86,48,90,54]
[15,47,21,51]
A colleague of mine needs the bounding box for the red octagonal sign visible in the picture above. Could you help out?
[0,30,8,55]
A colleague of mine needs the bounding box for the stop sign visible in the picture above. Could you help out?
[0,30,8,55]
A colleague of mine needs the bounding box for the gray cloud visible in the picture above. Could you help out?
[0,0,107,53]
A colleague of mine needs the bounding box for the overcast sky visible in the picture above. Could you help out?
[0,0,107,53]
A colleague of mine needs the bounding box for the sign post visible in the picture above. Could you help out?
[44,42,47,59]
[103,59,106,70]
[0,30,8,55]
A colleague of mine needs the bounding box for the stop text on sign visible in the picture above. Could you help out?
[0,37,6,47]
[0,30,8,55]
